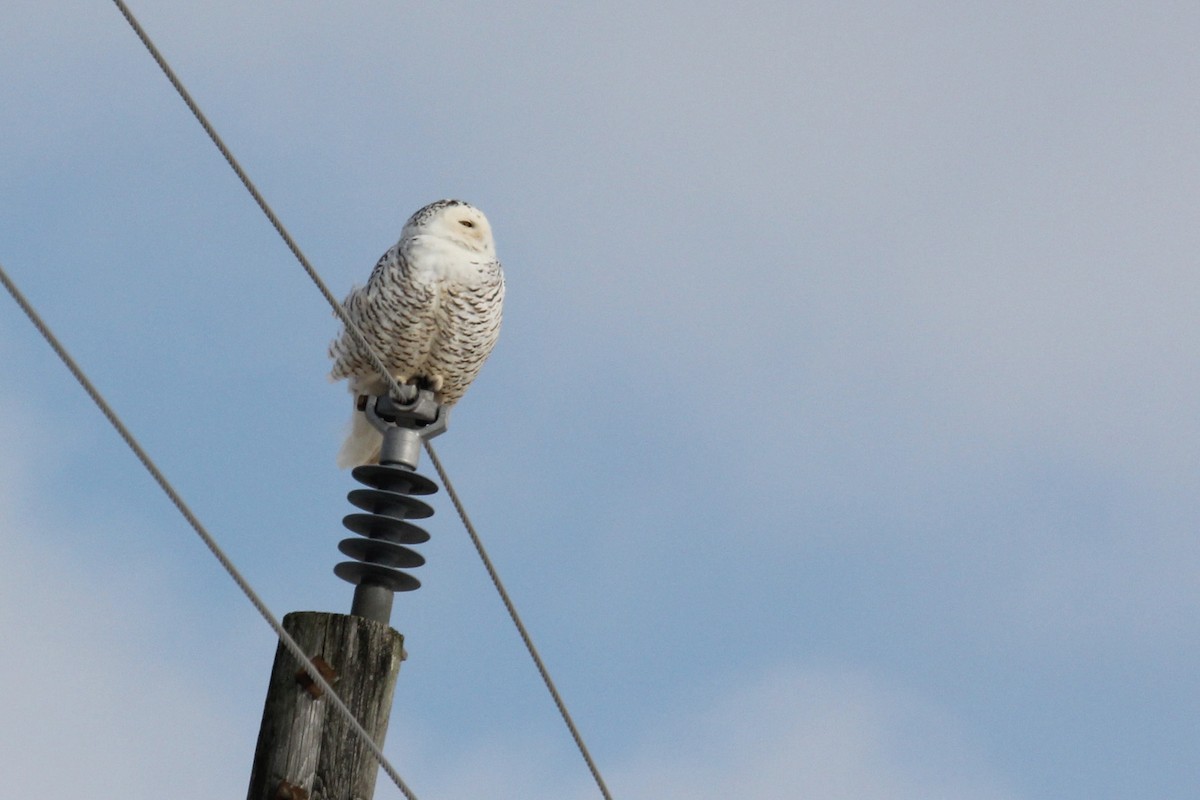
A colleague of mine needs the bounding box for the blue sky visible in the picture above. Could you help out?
[3,1,1199,797]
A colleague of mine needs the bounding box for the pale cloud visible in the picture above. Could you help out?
[401,666,1018,800]
[611,666,1017,800]
[0,395,1014,799]
[0,404,254,799]
[5,2,1200,796]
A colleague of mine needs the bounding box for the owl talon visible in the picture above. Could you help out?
[389,382,419,404]
[410,375,444,394]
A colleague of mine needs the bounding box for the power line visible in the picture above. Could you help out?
[0,259,420,800]
[425,446,615,800]
[109,0,405,405]
[108,2,614,797]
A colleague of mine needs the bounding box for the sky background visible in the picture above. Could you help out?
[2,1,1198,797]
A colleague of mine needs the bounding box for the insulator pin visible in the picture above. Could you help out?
[336,390,446,625]
[352,464,438,495]
[346,488,434,520]
[334,562,420,593]
[338,537,425,569]
[341,513,430,544]
[336,461,437,604]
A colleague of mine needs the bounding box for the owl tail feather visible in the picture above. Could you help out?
[337,375,391,468]
[337,409,383,468]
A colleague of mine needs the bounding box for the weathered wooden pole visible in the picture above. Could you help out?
[246,611,405,800]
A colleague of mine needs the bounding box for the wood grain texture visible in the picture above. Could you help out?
[246,612,405,800]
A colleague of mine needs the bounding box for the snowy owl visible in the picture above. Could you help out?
[329,199,505,467]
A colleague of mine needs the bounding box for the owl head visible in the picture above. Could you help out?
[404,199,495,257]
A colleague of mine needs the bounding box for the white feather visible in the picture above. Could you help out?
[328,200,505,467]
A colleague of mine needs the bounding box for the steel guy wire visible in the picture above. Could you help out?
[424,445,614,800]
[0,259,420,800]
[109,3,614,798]
[109,0,406,406]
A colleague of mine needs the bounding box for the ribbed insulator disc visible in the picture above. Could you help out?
[334,561,421,592]
[347,488,434,519]
[352,465,438,495]
[338,537,425,568]
[342,513,431,544]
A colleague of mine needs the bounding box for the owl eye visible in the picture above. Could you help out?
[459,219,475,228]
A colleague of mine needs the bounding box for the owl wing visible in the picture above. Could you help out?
[329,243,433,384]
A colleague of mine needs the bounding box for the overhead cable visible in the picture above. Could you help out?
[108,2,614,797]
[0,259,420,800]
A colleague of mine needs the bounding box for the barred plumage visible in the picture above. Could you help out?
[329,199,505,466]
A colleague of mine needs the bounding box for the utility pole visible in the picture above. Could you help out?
[247,389,446,800]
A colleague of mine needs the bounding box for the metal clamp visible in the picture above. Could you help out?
[359,386,449,441]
